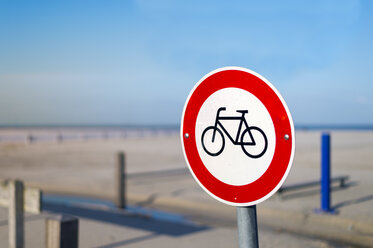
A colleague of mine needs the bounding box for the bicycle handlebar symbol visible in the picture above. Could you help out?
[201,107,268,158]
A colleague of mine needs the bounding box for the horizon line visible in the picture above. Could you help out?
[1,123,373,130]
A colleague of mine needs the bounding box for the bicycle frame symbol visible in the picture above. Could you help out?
[201,107,268,158]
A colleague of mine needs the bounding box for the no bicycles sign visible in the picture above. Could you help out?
[181,67,295,206]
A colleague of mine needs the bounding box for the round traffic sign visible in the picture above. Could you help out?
[181,67,295,206]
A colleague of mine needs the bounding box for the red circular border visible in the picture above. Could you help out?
[182,69,293,204]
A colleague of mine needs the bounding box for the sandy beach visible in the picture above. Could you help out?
[0,129,372,197]
[1,129,372,216]
[0,128,183,199]
[0,129,373,247]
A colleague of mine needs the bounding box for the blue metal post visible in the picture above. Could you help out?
[321,133,331,212]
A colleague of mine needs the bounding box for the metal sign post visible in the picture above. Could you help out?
[237,206,258,248]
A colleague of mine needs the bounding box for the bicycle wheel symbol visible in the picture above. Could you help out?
[240,126,268,158]
[201,127,225,156]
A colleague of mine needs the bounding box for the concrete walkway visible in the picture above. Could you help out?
[123,166,373,247]
[0,200,357,248]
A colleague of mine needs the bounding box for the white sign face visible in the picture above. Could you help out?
[195,87,276,186]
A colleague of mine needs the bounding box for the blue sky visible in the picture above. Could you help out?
[0,0,372,125]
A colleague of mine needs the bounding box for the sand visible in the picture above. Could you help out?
[0,130,372,220]
[1,129,373,247]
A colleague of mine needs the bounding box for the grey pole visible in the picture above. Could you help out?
[237,206,259,248]
[116,152,126,209]
[46,215,79,248]
[9,180,24,248]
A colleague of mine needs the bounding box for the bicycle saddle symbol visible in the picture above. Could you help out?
[201,107,268,158]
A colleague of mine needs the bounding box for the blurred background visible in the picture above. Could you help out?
[1,1,373,248]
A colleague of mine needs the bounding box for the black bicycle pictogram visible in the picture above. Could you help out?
[201,107,268,158]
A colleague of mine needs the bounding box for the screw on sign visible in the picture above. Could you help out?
[180,67,295,248]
